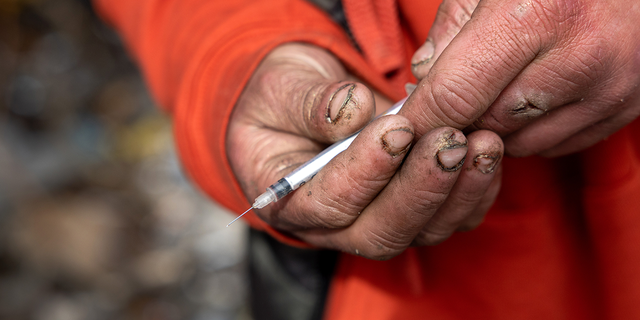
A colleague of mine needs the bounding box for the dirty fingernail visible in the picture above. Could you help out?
[436,132,467,172]
[411,39,435,68]
[474,154,500,174]
[437,147,467,171]
[382,128,414,157]
[328,83,356,123]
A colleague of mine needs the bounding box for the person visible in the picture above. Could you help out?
[93,0,640,319]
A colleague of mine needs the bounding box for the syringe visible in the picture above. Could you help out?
[226,97,407,227]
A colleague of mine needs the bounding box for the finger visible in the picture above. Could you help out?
[412,130,503,246]
[537,98,640,157]
[401,0,578,139]
[465,33,614,138]
[242,43,376,143]
[259,114,414,230]
[298,80,376,142]
[411,0,479,79]
[302,128,469,260]
[501,84,640,157]
[492,42,640,157]
[458,163,503,231]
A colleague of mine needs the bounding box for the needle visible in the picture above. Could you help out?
[226,207,254,227]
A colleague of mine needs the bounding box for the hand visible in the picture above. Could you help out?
[405,0,640,157]
[226,43,504,259]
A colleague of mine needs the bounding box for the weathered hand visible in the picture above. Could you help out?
[226,43,504,259]
[406,0,640,157]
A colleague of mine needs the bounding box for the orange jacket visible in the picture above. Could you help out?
[95,0,640,318]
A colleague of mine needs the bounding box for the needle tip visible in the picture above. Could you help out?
[226,207,254,227]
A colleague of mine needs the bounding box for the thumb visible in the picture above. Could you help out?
[240,43,376,143]
[411,0,480,79]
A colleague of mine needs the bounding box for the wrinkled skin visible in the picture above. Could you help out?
[226,0,640,260]
[407,0,640,157]
[227,44,503,260]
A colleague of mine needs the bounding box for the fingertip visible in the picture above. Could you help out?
[311,81,375,142]
[327,83,354,122]
[381,127,414,157]
[434,129,468,172]
[353,113,416,154]
[406,127,470,178]
[466,130,504,174]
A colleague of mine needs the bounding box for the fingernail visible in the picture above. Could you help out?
[474,153,500,174]
[382,127,414,157]
[327,83,356,123]
[411,39,435,68]
[436,132,467,172]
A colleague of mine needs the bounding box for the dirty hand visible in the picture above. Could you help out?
[226,43,504,259]
[406,0,640,157]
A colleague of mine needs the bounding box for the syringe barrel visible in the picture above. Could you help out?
[285,134,357,190]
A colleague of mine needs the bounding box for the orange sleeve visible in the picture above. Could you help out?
[92,0,398,246]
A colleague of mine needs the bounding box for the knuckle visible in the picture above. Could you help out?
[320,165,392,211]
[561,42,609,88]
[475,93,554,136]
[528,0,585,44]
[474,107,530,136]
[482,0,581,51]
[535,0,582,26]
[571,40,639,106]
[393,166,454,212]
[274,206,356,230]
[269,195,359,230]
[304,204,358,229]
[316,215,355,229]
[450,191,485,210]
[402,188,450,214]
[518,0,577,29]
[358,230,408,261]
[428,73,486,128]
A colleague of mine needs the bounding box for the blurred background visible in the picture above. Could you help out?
[0,0,251,319]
